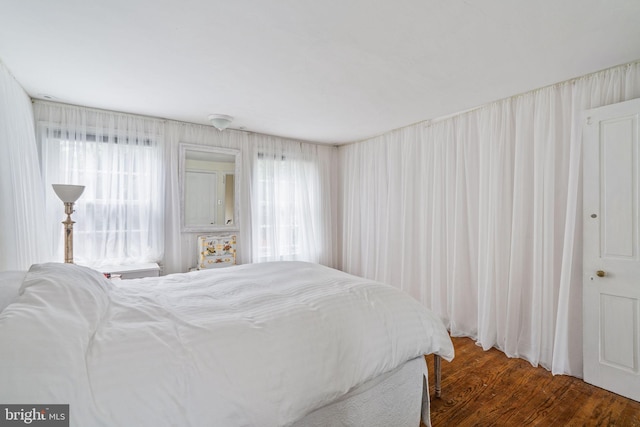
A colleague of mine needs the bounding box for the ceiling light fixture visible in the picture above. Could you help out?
[208,114,233,131]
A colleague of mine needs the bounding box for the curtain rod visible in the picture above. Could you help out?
[31,99,336,150]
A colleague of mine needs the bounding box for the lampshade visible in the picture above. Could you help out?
[208,114,233,131]
[52,184,85,203]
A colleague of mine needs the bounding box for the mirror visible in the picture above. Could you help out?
[180,143,240,232]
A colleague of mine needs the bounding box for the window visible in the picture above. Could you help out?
[40,126,163,266]
[254,152,321,262]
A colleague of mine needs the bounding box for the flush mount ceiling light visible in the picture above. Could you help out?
[208,114,233,131]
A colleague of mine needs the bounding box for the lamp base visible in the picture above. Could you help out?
[62,202,76,264]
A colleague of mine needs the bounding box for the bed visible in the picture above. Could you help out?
[0,261,454,426]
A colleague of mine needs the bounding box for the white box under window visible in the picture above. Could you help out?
[97,263,160,279]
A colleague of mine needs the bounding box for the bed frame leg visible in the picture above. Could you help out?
[434,354,442,398]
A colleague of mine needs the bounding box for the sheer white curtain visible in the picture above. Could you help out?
[247,138,338,265]
[34,102,165,267]
[339,61,640,377]
[0,62,48,270]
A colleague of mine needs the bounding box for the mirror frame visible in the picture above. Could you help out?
[179,143,241,233]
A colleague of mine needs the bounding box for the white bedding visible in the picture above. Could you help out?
[0,271,26,311]
[0,261,453,427]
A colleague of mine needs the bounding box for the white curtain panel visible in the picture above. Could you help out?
[34,102,165,267]
[339,62,640,377]
[0,62,47,270]
[248,137,338,265]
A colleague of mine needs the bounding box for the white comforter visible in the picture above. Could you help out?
[0,262,453,427]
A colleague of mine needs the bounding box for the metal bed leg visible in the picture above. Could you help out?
[434,354,442,398]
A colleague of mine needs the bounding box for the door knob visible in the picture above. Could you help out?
[596,270,606,277]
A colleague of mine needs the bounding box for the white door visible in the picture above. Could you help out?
[583,97,640,401]
[185,171,217,226]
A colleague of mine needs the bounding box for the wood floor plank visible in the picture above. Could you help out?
[423,337,640,427]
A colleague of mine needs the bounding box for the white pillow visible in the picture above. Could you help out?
[0,271,26,312]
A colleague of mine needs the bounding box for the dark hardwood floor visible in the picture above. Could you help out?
[423,337,640,427]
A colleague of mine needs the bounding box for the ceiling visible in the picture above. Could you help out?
[1,0,639,145]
